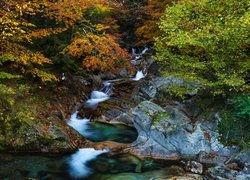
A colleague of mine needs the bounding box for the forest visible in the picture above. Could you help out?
[0,0,249,179]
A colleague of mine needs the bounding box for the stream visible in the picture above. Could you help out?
[0,48,191,179]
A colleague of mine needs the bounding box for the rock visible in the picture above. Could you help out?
[138,76,200,102]
[110,113,134,126]
[205,165,238,179]
[131,101,211,159]
[198,151,228,165]
[118,67,130,78]
[99,72,116,80]
[90,75,103,89]
[105,109,124,119]
[236,174,250,180]
[235,149,250,167]
[93,165,201,180]
[73,76,90,86]
[205,165,250,179]
[183,161,203,174]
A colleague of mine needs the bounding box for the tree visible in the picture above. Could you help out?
[44,0,132,72]
[155,0,250,95]
[0,0,58,82]
[135,0,175,46]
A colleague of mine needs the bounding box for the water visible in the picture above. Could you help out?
[85,83,112,108]
[1,47,154,179]
[0,153,185,179]
[67,112,138,143]
[132,70,145,81]
[68,148,109,178]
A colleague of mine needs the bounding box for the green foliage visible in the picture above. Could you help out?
[219,95,250,147]
[155,0,250,95]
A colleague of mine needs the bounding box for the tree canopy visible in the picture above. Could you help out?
[155,0,250,95]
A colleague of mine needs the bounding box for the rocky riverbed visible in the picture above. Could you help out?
[0,50,249,179]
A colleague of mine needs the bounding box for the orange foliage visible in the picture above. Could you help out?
[0,0,134,76]
[135,0,175,45]
[45,0,110,27]
[63,33,132,72]
[0,0,58,82]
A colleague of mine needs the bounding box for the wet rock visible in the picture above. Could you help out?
[90,75,103,89]
[94,165,202,180]
[183,161,203,174]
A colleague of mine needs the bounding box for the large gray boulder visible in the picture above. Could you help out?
[131,101,211,159]
[138,77,200,102]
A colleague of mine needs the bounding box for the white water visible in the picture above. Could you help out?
[132,70,145,81]
[68,148,109,178]
[85,83,112,108]
[67,112,92,136]
[141,47,148,55]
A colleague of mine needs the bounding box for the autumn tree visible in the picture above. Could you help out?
[135,0,175,45]
[42,0,132,72]
[155,0,250,95]
[0,0,58,82]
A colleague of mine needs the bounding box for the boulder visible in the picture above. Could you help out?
[138,77,200,102]
[99,72,116,80]
[131,101,211,159]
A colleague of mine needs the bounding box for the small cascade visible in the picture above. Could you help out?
[68,148,109,178]
[85,82,113,108]
[67,112,92,136]
[66,46,149,178]
[141,47,148,55]
[131,47,148,81]
[132,70,146,81]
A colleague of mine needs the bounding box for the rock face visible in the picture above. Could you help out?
[136,77,200,102]
[130,101,211,159]
[206,165,250,180]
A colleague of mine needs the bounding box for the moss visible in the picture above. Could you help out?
[153,112,171,122]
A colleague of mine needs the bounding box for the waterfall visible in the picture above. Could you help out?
[68,148,109,178]
[67,112,92,136]
[66,46,149,178]
[130,47,148,81]
[85,82,112,108]
[132,71,145,81]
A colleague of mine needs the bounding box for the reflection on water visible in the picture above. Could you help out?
[0,153,185,179]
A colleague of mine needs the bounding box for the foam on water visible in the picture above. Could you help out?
[132,71,145,81]
[85,91,110,108]
[67,112,91,136]
[68,148,109,178]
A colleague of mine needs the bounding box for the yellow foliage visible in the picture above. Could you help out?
[45,0,110,27]
[63,32,133,72]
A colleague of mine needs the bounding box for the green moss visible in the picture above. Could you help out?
[153,112,171,122]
